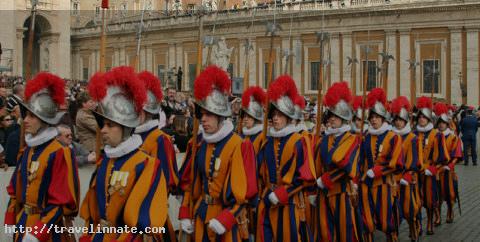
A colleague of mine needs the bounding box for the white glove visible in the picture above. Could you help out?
[87,152,96,163]
[444,165,451,171]
[352,183,358,191]
[268,192,279,205]
[316,177,325,189]
[180,219,194,234]
[366,169,375,178]
[425,169,433,176]
[208,218,226,235]
[308,195,317,206]
[400,178,409,186]
[22,233,40,242]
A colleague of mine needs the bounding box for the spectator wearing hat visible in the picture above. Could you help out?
[75,91,98,152]
[6,83,23,114]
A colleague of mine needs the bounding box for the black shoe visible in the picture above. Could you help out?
[474,163,478,166]
[465,163,469,166]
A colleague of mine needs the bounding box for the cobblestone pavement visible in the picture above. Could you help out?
[375,164,480,242]
[1,155,479,241]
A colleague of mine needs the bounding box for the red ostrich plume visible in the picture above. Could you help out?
[352,96,364,112]
[293,95,306,109]
[390,96,411,115]
[448,104,457,112]
[416,96,432,110]
[433,102,449,116]
[366,88,387,108]
[242,86,267,108]
[267,75,298,101]
[138,71,163,101]
[88,66,147,113]
[25,72,66,106]
[324,81,352,108]
[193,65,231,101]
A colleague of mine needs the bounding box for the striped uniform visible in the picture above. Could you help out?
[438,131,462,207]
[256,132,316,242]
[178,132,251,242]
[362,129,403,235]
[79,149,168,241]
[314,131,361,242]
[415,129,450,210]
[398,132,423,239]
[137,126,179,241]
[5,139,80,242]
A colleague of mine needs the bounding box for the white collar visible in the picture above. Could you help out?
[416,122,434,133]
[104,134,143,158]
[392,123,412,136]
[368,122,391,136]
[25,127,58,147]
[295,122,308,132]
[325,124,351,137]
[242,124,263,136]
[202,119,234,144]
[442,128,453,137]
[134,119,159,134]
[268,124,297,138]
[351,123,368,134]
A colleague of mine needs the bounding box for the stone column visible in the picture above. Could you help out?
[330,32,340,83]
[15,29,25,76]
[292,36,302,90]
[146,46,153,72]
[341,32,352,85]
[399,29,411,97]
[450,27,463,105]
[385,30,396,99]
[466,28,479,105]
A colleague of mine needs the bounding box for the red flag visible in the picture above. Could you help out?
[101,0,109,9]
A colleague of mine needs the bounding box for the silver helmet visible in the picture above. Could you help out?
[21,73,66,125]
[416,96,434,121]
[89,66,147,129]
[327,99,353,121]
[394,108,410,122]
[193,65,232,118]
[94,86,142,128]
[144,90,162,114]
[242,96,264,121]
[433,102,451,124]
[366,88,389,120]
[21,89,65,125]
[270,95,297,120]
[137,71,163,115]
[267,75,299,120]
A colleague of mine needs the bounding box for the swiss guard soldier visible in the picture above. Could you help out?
[5,73,80,242]
[256,75,316,242]
[79,66,169,241]
[135,71,179,241]
[178,65,253,242]
[363,88,403,242]
[391,96,423,242]
[313,82,361,242]
[414,96,449,235]
[239,86,266,240]
[433,102,462,225]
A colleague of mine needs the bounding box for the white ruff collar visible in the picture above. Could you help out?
[368,122,391,136]
[104,134,143,158]
[416,123,433,133]
[202,120,234,144]
[134,119,159,134]
[25,127,58,147]
[325,124,351,137]
[393,123,412,136]
[296,122,308,132]
[268,124,297,138]
[442,128,453,137]
[352,123,368,134]
[242,124,263,136]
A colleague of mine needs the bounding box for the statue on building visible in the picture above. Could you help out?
[211,37,234,71]
[250,0,257,8]
[172,0,183,12]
